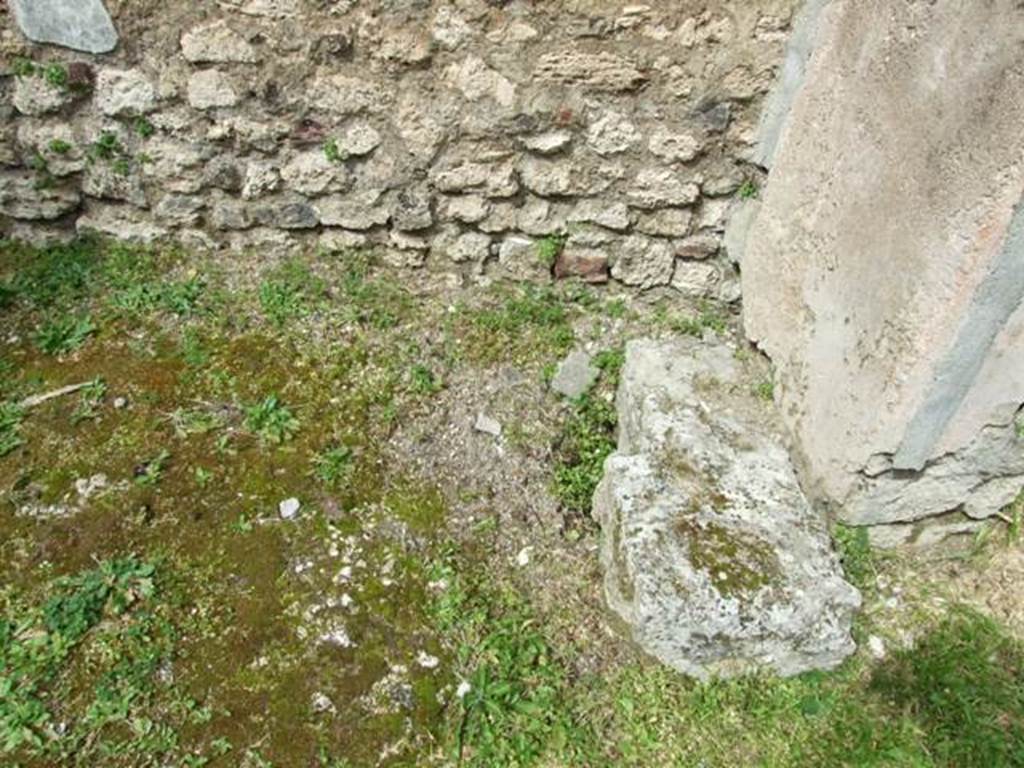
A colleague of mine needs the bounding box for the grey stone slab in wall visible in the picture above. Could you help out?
[751,0,833,169]
[11,0,118,54]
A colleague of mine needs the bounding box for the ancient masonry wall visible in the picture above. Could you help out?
[0,0,798,295]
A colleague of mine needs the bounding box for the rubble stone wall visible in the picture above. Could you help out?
[0,0,797,294]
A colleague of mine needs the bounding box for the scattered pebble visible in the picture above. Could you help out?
[318,626,354,648]
[75,473,109,500]
[113,396,128,409]
[455,681,472,699]
[474,413,502,437]
[279,497,301,519]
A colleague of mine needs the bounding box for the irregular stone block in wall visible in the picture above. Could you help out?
[76,203,167,242]
[95,69,157,117]
[0,171,81,220]
[740,0,1024,526]
[11,0,118,54]
[628,169,700,209]
[12,75,73,116]
[446,56,516,108]
[610,235,674,290]
[229,0,299,18]
[187,70,239,110]
[181,20,258,64]
[593,338,860,679]
[533,51,647,92]
[310,75,393,116]
[555,246,609,284]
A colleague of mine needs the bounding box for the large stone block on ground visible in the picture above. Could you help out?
[740,0,1024,526]
[593,338,859,679]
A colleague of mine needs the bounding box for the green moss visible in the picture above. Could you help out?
[655,448,729,512]
[385,483,447,535]
[674,516,778,597]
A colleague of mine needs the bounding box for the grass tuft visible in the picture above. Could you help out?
[34,314,95,355]
[245,394,300,444]
[458,286,575,365]
[552,395,617,514]
[833,524,877,593]
[0,401,24,458]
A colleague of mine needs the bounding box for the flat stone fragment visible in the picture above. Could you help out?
[12,0,118,54]
[534,50,647,92]
[593,338,860,679]
[628,169,701,209]
[671,261,721,298]
[474,414,502,437]
[551,350,599,399]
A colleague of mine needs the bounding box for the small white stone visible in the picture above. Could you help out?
[417,651,441,669]
[342,122,382,157]
[587,111,641,156]
[455,681,472,699]
[516,546,532,567]
[279,497,301,519]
